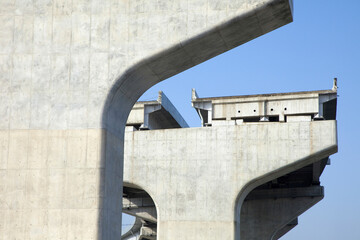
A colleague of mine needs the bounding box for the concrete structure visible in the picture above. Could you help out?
[122,84,338,239]
[126,91,188,130]
[0,0,295,239]
[122,91,189,240]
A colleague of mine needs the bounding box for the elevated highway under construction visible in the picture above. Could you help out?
[122,84,338,239]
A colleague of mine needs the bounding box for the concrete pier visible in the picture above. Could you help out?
[0,1,295,239]
[122,88,338,239]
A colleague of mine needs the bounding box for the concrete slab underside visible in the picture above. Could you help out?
[123,121,337,239]
[0,0,294,239]
[240,196,323,240]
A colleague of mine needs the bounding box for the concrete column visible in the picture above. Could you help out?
[0,129,123,239]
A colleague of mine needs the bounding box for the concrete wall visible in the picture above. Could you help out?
[0,0,293,239]
[124,121,337,239]
[0,129,108,239]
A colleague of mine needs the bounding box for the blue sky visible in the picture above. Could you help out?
[124,1,360,239]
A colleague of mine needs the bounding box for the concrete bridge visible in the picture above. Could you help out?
[0,0,336,239]
[122,87,337,239]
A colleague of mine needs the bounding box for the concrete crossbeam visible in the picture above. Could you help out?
[124,120,337,239]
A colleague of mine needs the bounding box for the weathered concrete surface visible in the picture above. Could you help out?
[0,129,108,239]
[121,88,337,239]
[124,120,337,239]
[0,0,293,131]
[0,0,293,239]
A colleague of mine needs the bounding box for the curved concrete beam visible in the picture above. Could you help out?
[104,0,294,135]
[0,1,293,239]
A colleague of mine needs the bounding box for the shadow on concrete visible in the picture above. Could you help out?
[98,1,293,238]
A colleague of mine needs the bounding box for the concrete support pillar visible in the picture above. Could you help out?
[0,129,124,239]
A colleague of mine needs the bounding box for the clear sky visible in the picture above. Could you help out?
[124,1,360,239]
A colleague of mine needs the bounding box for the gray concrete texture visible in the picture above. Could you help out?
[123,121,337,239]
[0,0,294,239]
[121,88,337,239]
